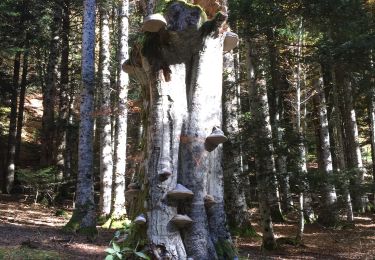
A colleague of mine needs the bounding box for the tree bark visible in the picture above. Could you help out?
[222,50,252,233]
[111,0,129,219]
[15,51,29,165]
[246,38,277,250]
[335,67,366,213]
[127,1,235,258]
[64,0,97,236]
[41,2,61,166]
[55,0,70,181]
[98,0,113,217]
[267,30,294,216]
[323,62,353,222]
[313,77,338,227]
[5,52,21,193]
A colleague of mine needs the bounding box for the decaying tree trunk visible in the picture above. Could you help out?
[124,1,236,258]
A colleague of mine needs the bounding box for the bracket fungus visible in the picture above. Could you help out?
[167,184,194,200]
[125,183,141,200]
[142,13,167,32]
[127,182,140,190]
[134,214,147,225]
[205,126,227,151]
[223,31,239,52]
[170,214,193,228]
[204,194,216,208]
[159,167,172,182]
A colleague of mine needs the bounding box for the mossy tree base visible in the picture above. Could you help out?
[63,208,97,241]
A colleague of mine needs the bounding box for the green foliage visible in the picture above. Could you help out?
[17,167,61,204]
[104,217,150,259]
[55,209,70,219]
[102,217,131,229]
[17,167,57,186]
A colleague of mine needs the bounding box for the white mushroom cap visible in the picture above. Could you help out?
[223,31,239,52]
[142,13,167,32]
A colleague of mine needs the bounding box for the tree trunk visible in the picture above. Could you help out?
[294,20,308,241]
[246,38,277,250]
[313,77,338,227]
[64,0,97,237]
[335,67,366,213]
[222,50,253,233]
[369,51,375,209]
[15,51,29,165]
[5,52,21,193]
[55,0,70,181]
[111,0,129,219]
[126,1,236,258]
[267,30,293,216]
[98,0,113,217]
[323,63,354,222]
[41,3,61,166]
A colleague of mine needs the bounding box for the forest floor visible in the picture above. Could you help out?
[1,194,375,260]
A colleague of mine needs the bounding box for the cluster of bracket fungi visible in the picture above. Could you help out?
[131,126,228,227]
[126,1,236,229]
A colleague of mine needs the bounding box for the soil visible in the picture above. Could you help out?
[1,194,375,259]
[236,210,375,260]
[0,194,113,259]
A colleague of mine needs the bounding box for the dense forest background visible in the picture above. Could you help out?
[0,0,375,259]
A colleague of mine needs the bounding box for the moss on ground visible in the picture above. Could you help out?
[101,217,131,229]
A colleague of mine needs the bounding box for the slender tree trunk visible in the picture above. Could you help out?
[323,63,354,222]
[64,0,97,236]
[313,77,338,227]
[41,3,61,166]
[98,0,113,217]
[56,0,70,181]
[267,30,293,216]
[246,38,277,250]
[222,50,252,233]
[369,51,375,209]
[15,51,29,165]
[111,0,129,219]
[335,67,366,212]
[295,20,307,241]
[5,53,21,193]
